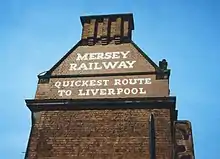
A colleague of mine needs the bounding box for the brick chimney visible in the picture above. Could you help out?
[24,13,195,159]
[80,13,134,45]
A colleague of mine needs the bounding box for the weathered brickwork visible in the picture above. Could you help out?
[26,109,172,159]
[25,13,194,159]
[174,121,195,159]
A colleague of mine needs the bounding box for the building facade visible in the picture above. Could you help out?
[25,13,195,159]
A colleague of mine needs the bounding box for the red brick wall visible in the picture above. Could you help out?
[26,108,173,159]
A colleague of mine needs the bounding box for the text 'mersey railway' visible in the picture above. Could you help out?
[69,51,136,71]
[53,50,152,97]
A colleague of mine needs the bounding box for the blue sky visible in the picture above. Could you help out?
[0,0,219,158]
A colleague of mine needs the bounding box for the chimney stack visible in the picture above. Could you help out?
[80,13,134,45]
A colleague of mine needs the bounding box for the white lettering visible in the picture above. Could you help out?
[69,60,136,71]
[129,79,137,85]
[117,88,123,95]
[145,78,152,84]
[121,79,129,85]
[78,89,85,96]
[139,88,147,94]
[63,81,70,87]
[70,80,75,87]
[117,61,128,69]
[65,90,72,96]
[77,63,88,70]
[105,52,112,59]
[81,80,89,87]
[112,52,120,59]
[54,78,152,97]
[126,61,136,68]
[139,78,145,84]
[93,62,102,70]
[124,88,130,95]
[89,53,97,60]
[90,89,99,96]
[114,79,121,86]
[69,63,77,71]
[121,51,130,58]
[54,78,151,88]
[108,89,116,95]
[96,53,104,59]
[75,51,131,61]
[75,80,81,87]
[85,89,90,96]
[99,89,107,95]
[58,90,72,96]
[102,80,110,86]
[76,53,88,61]
[55,81,61,89]
[58,90,65,96]
[90,80,96,87]
[102,61,119,69]
[131,88,138,94]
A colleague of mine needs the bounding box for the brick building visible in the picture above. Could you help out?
[24,13,195,159]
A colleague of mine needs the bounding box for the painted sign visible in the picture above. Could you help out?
[41,75,169,99]
[69,51,136,71]
[36,44,169,100]
[51,43,155,75]
[54,77,151,97]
